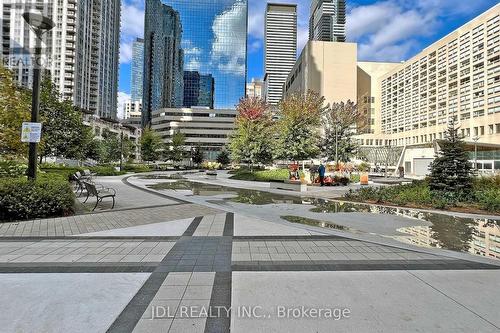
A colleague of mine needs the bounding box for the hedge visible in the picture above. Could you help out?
[0,174,75,221]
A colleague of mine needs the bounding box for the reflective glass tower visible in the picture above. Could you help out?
[163,0,248,109]
[131,38,144,102]
[184,71,215,109]
[143,0,184,127]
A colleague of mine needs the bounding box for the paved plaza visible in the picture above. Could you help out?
[0,173,499,332]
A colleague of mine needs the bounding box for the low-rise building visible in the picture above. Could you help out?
[82,113,142,161]
[151,108,236,160]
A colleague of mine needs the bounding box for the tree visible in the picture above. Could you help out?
[140,128,163,163]
[121,135,136,162]
[84,137,102,162]
[274,91,325,162]
[321,100,362,164]
[0,64,30,158]
[192,144,204,166]
[216,149,231,166]
[168,130,186,165]
[229,97,274,167]
[99,130,121,164]
[39,76,91,160]
[428,120,473,199]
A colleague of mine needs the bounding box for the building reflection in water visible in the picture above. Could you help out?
[398,218,500,260]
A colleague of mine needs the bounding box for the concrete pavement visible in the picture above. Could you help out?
[0,173,498,333]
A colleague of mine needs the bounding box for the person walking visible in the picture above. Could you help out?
[318,162,326,187]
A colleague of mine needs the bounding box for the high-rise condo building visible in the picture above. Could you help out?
[142,0,184,127]
[0,0,121,119]
[264,3,297,105]
[131,38,144,103]
[309,0,346,42]
[183,71,215,109]
[163,0,248,109]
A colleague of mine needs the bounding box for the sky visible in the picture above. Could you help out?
[117,0,498,117]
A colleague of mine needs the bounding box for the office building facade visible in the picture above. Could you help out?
[246,78,264,99]
[143,0,184,127]
[151,108,236,160]
[309,0,346,42]
[264,3,297,105]
[163,0,248,109]
[131,38,144,102]
[0,0,121,119]
[183,71,215,109]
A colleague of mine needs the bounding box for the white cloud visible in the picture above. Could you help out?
[119,41,133,64]
[211,0,247,75]
[117,91,131,119]
[347,0,494,62]
[185,59,201,71]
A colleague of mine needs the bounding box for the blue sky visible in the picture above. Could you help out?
[117,0,498,115]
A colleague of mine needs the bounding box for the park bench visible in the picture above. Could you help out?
[83,181,116,211]
[72,170,97,195]
[72,172,90,195]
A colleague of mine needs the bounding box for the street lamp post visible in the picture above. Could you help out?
[23,12,55,180]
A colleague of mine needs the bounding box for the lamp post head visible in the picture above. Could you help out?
[22,12,55,32]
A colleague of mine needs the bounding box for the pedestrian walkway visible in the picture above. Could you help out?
[0,174,499,333]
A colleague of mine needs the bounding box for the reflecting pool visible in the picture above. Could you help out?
[147,179,500,260]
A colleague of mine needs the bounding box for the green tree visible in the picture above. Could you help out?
[229,97,274,167]
[140,128,163,163]
[39,76,91,160]
[84,137,102,161]
[99,130,121,164]
[321,100,361,164]
[121,135,136,162]
[192,144,204,166]
[274,91,325,162]
[216,149,231,166]
[0,64,30,158]
[429,121,473,200]
[168,130,186,165]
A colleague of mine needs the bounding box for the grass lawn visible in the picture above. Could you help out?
[229,169,292,182]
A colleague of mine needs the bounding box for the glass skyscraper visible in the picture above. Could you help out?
[131,38,144,102]
[143,0,184,127]
[183,71,215,109]
[163,0,248,109]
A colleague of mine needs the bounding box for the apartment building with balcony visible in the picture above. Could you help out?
[357,4,500,175]
[0,0,120,119]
